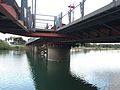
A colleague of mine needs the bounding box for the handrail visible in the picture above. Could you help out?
[34,14,55,30]
[36,14,55,17]
[1,0,116,32]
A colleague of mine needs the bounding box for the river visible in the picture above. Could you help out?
[0,49,120,90]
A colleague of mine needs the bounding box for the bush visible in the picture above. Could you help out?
[0,40,10,50]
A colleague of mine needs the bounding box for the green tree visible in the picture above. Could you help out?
[12,37,26,45]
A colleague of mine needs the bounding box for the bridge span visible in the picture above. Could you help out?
[58,0,120,43]
[0,0,120,43]
[1,0,120,61]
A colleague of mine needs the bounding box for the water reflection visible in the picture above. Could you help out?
[71,49,120,90]
[71,49,91,54]
[0,50,35,90]
[2,49,120,90]
[0,50,11,56]
[0,50,25,57]
[26,52,97,90]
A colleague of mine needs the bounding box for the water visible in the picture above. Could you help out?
[0,50,120,90]
[0,51,35,90]
[70,49,120,90]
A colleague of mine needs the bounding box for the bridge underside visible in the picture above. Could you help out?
[0,1,29,34]
[28,1,120,44]
[0,1,73,39]
[57,1,120,43]
[1,1,120,43]
[0,12,26,34]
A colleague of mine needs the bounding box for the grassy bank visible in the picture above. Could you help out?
[83,44,120,50]
[10,45,26,50]
[0,40,26,50]
[71,43,120,52]
[0,40,10,50]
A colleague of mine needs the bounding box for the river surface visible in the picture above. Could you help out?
[0,50,120,90]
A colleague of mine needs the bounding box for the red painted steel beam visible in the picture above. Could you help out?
[0,2,28,31]
[22,32,79,39]
[0,3,18,20]
[0,0,3,3]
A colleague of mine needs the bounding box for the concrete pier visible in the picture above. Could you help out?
[28,44,71,62]
[48,46,70,62]
[36,45,47,56]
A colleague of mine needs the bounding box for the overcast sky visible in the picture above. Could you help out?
[0,0,113,40]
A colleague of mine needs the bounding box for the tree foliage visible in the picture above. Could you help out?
[5,37,26,45]
[0,40,10,50]
[12,37,26,45]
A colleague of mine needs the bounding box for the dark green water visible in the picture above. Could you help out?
[1,50,120,90]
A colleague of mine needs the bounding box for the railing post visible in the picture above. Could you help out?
[21,0,28,22]
[21,0,24,21]
[32,14,36,29]
[54,16,57,30]
[60,12,62,28]
[3,0,15,6]
[45,23,49,29]
[80,0,86,18]
[34,0,37,29]
[54,12,62,30]
[32,0,34,14]
[68,9,72,23]
[113,0,116,6]
[27,7,33,29]
[68,5,75,23]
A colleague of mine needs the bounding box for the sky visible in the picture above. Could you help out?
[0,0,113,41]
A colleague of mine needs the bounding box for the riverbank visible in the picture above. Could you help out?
[9,45,26,50]
[71,45,120,52]
[0,40,26,50]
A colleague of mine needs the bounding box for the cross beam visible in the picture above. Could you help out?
[21,32,79,39]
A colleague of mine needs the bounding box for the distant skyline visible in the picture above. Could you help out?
[0,0,113,40]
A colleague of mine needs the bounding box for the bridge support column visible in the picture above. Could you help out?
[47,45,70,62]
[37,45,47,56]
[34,46,37,54]
[27,44,71,62]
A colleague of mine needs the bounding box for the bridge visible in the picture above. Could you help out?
[0,0,120,61]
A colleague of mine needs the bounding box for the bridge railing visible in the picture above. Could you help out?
[20,0,35,31]
[54,0,86,31]
[1,0,85,31]
[28,0,86,31]
[34,14,55,30]
[32,0,118,31]
[54,0,117,31]
[2,0,117,32]
[1,0,34,31]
